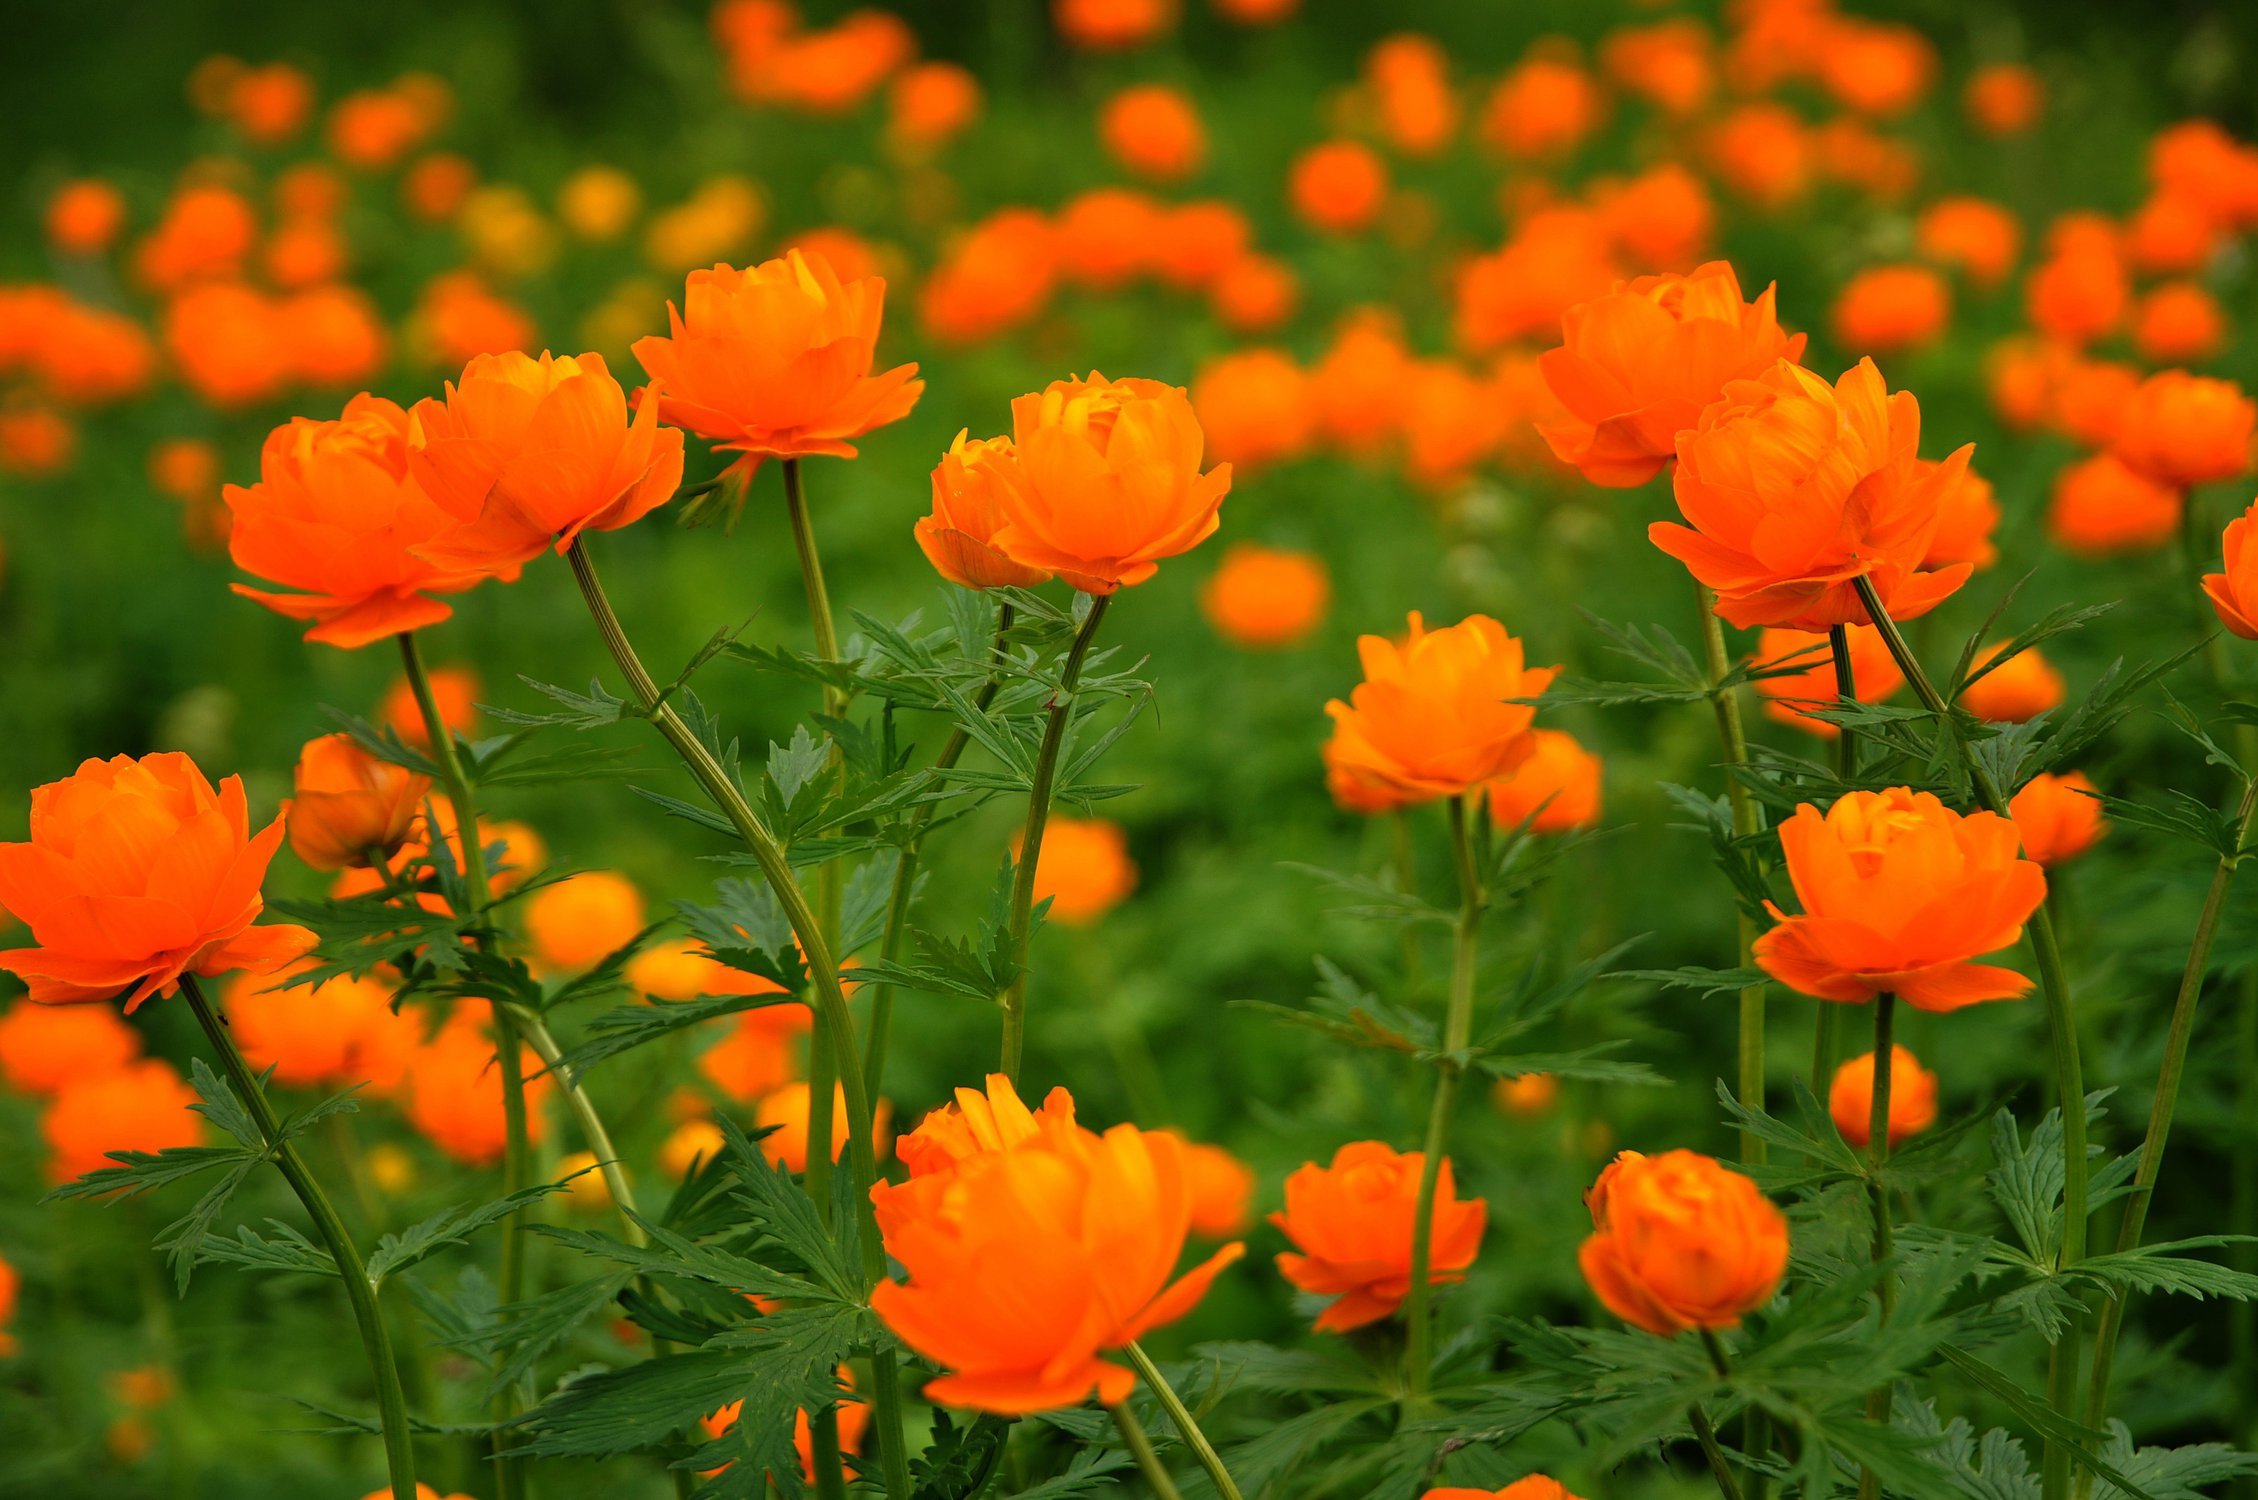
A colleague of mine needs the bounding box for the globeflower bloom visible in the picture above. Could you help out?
[1752,626,1902,737]
[916,432,1052,590]
[1098,84,1206,182]
[1272,1140,1488,1333]
[2048,454,2181,558]
[1754,788,2046,1011]
[987,373,1231,594]
[632,252,923,473]
[407,351,684,568]
[872,1119,1242,1413]
[1828,1046,1939,1150]
[1427,1482,1585,1500]
[226,395,493,648]
[523,870,646,972]
[1199,542,1330,649]
[44,1058,204,1184]
[889,1073,1079,1189]
[1961,644,2065,724]
[287,733,430,872]
[1025,817,1138,925]
[0,754,315,1009]
[223,964,418,1093]
[0,998,140,1095]
[405,1009,552,1165]
[1324,613,1557,807]
[1486,729,1603,834]
[2204,499,2258,640]
[2009,772,2108,869]
[1829,264,1950,355]
[2108,371,2256,490]
[1191,349,1316,472]
[1538,261,1806,488]
[1580,1150,1787,1335]
[1653,359,1975,631]
[1288,141,1389,235]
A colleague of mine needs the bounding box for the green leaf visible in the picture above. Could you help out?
[478,1272,634,1401]
[766,725,831,810]
[43,1143,256,1204]
[1612,964,1767,998]
[2065,1238,2258,1302]
[189,1219,339,1278]
[1935,1345,2162,1500]
[494,676,632,730]
[630,784,738,837]
[910,1409,1014,1500]
[512,1349,762,1459]
[367,1177,581,1285]
[549,989,807,1076]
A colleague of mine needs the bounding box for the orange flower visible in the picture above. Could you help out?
[1600,18,1713,115]
[1923,458,2000,572]
[755,1082,892,1173]
[524,871,646,972]
[986,373,1231,594]
[1753,788,2046,1011]
[1456,206,1620,352]
[1199,542,1330,649]
[917,432,1052,590]
[1209,253,1300,335]
[1591,162,1715,273]
[1054,0,1179,51]
[2109,371,2256,489]
[698,997,812,1103]
[0,403,76,476]
[1288,141,1389,235]
[148,436,218,507]
[227,395,494,648]
[405,1007,552,1165]
[287,732,430,872]
[1486,729,1603,834]
[888,61,982,152]
[1705,103,1814,209]
[2204,499,2258,640]
[402,153,478,224]
[1828,1046,1938,1150]
[1961,644,2065,724]
[1098,85,1206,182]
[414,272,537,366]
[43,1058,203,1184]
[1272,1140,1487,1333]
[633,252,922,472]
[226,62,316,144]
[1538,260,1807,488]
[702,1368,869,1486]
[2133,282,2228,365]
[1830,264,1949,355]
[872,1117,1241,1413]
[164,282,291,409]
[1580,1150,1787,1335]
[0,754,314,1010]
[285,284,389,389]
[381,664,481,748]
[2025,242,2126,348]
[660,1118,727,1178]
[1492,1072,1559,1118]
[2048,453,2181,558]
[328,88,435,172]
[1654,359,1975,631]
[2123,191,2221,276]
[889,1073,1080,1189]
[407,350,684,567]
[46,180,128,257]
[1151,201,1251,290]
[1985,335,2072,432]
[1053,189,1161,291]
[0,998,141,1095]
[134,184,257,292]
[1192,349,1316,472]
[1478,53,1605,160]
[1752,626,1902,738]
[1816,20,1933,117]
[1325,613,1556,808]
[918,210,1059,345]
[2009,772,2108,868]
[223,963,418,1094]
[1428,1482,1582,1500]
[1915,197,2021,289]
[1178,1138,1256,1237]
[1964,63,2042,137]
[2052,358,2141,449]
[1023,817,1138,926]
[1313,310,1413,457]
[1365,35,1459,157]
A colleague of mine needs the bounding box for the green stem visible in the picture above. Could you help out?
[1124,1342,1243,1500]
[1857,995,1897,1500]
[397,630,526,1500]
[782,457,846,720]
[1405,795,1483,1399]
[2080,773,2258,1439]
[865,603,1014,1096]
[565,538,902,1497]
[1854,576,2089,1500]
[1111,1402,1185,1500]
[1829,623,1860,784]
[512,1010,647,1247]
[181,975,418,1500]
[999,592,1112,1082]
[810,1404,850,1500]
[1701,1326,1764,1499]
[1698,588,1767,1163]
[1689,1402,1746,1500]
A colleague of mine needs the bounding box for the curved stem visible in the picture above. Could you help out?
[781,457,845,720]
[1405,796,1483,1399]
[1828,624,1860,784]
[1698,588,1767,1163]
[999,593,1112,1082]
[1689,1402,1747,1500]
[866,602,1015,1095]
[512,1010,646,1247]
[181,975,418,1500]
[1857,995,1898,1500]
[565,538,901,1496]
[398,631,526,1500]
[1111,1402,1185,1500]
[1124,1342,1243,1500]
[1854,576,2089,1500]
[2081,773,2258,1436]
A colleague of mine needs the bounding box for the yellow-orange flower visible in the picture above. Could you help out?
[1754,788,2046,1011]
[915,432,1051,590]
[2049,454,2182,558]
[889,1073,1080,1190]
[223,963,418,1094]
[1828,1045,1938,1150]
[2108,371,2256,490]
[872,1115,1242,1413]
[0,754,314,1009]
[1654,359,1974,631]
[43,1058,203,1184]
[632,252,923,471]
[2009,771,2108,867]
[1580,1149,1787,1335]
[287,732,430,871]
[1199,542,1330,649]
[1960,644,2065,724]
[1024,817,1138,926]
[987,373,1231,594]
[1324,613,1557,808]
[407,351,684,567]
[0,997,141,1095]
[1427,1482,1584,1500]
[1177,1136,1257,1237]
[227,395,497,648]
[754,1081,892,1173]
[405,1008,552,1165]
[2205,499,2258,640]
[1486,729,1603,834]
[1272,1140,1487,1333]
[523,870,646,972]
[1538,261,1806,489]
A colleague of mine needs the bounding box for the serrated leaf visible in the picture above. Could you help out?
[367,1176,580,1285]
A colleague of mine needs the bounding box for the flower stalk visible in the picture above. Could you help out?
[999,591,1112,1081]
[1856,992,1897,1500]
[1124,1341,1244,1500]
[181,974,419,1500]
[1111,1401,1185,1500]
[1698,587,1767,1164]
